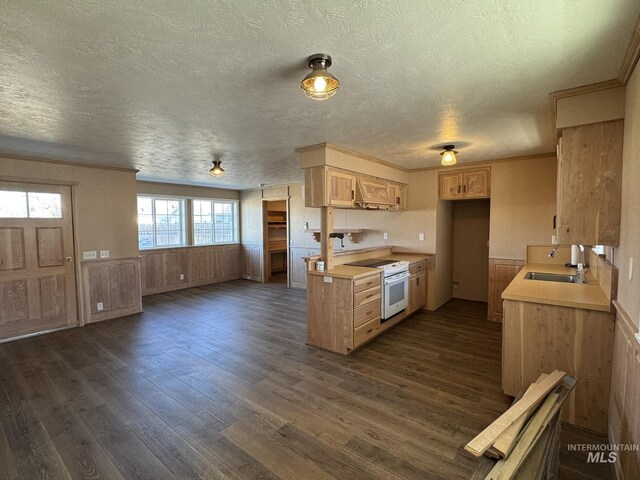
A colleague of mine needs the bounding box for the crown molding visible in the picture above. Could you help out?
[0,152,139,173]
[548,78,624,131]
[619,14,640,84]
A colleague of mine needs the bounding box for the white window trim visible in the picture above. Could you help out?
[191,198,239,246]
[137,195,187,250]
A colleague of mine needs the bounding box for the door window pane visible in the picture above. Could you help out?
[0,191,28,218]
[27,192,62,218]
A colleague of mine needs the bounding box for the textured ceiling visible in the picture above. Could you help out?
[1,1,638,189]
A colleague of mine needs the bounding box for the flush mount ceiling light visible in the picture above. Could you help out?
[440,145,458,166]
[300,53,340,101]
[209,160,225,177]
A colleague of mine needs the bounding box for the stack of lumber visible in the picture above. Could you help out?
[467,370,576,479]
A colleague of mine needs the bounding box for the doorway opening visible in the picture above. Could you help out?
[452,199,490,303]
[263,199,288,284]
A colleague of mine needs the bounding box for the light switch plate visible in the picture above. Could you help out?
[100,250,110,259]
[96,302,104,312]
[383,232,389,240]
[83,251,97,260]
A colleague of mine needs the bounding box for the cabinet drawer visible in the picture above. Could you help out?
[354,286,381,308]
[354,301,381,328]
[353,317,381,347]
[354,274,381,293]
[409,261,427,275]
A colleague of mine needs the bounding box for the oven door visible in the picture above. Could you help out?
[382,271,409,320]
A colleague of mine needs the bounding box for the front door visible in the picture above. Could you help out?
[0,182,77,340]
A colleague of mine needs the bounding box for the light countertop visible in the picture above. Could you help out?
[502,263,611,312]
[307,252,433,280]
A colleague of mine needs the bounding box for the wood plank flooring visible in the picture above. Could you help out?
[0,280,614,479]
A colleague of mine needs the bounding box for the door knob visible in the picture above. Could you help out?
[63,256,73,262]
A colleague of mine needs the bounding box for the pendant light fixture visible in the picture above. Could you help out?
[300,54,340,101]
[440,145,458,166]
[209,159,225,177]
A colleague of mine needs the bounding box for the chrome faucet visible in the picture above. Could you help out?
[548,245,559,257]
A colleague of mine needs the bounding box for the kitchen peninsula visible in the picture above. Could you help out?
[305,246,435,354]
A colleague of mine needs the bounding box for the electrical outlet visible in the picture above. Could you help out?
[83,251,97,260]
[100,250,110,259]
[383,232,389,240]
[179,273,185,281]
[418,233,425,241]
[96,302,104,312]
[628,257,633,281]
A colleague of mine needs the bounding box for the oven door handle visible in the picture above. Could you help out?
[384,271,409,285]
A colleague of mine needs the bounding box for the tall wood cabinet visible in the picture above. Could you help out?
[438,167,490,200]
[556,119,624,246]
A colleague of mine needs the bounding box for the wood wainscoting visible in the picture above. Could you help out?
[487,258,525,321]
[80,257,142,324]
[241,244,262,282]
[609,301,640,478]
[290,246,320,289]
[140,245,242,296]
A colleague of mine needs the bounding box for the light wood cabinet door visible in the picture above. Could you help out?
[327,170,355,207]
[356,177,392,205]
[439,173,462,200]
[416,271,426,310]
[387,182,407,210]
[407,271,425,314]
[487,259,524,321]
[462,169,490,198]
[557,120,624,246]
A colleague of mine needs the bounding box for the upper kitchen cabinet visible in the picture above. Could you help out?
[304,165,407,210]
[387,181,407,211]
[305,166,356,208]
[355,176,394,209]
[438,167,491,200]
[556,119,624,246]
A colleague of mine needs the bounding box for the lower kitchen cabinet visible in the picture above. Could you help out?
[487,258,525,321]
[307,271,382,354]
[502,299,614,433]
[408,261,427,314]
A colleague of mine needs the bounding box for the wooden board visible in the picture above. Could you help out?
[465,370,566,457]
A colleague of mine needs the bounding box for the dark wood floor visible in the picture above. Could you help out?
[0,280,613,479]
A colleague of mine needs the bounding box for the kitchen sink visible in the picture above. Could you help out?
[524,272,578,283]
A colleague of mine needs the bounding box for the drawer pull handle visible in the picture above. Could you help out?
[366,328,373,334]
[366,294,373,299]
[366,281,373,286]
[366,310,373,315]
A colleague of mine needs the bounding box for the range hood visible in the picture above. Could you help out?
[355,177,394,209]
